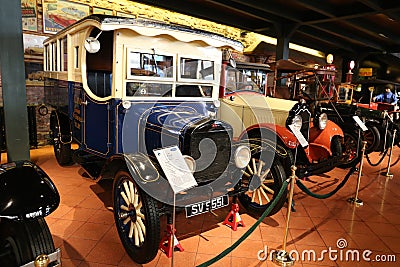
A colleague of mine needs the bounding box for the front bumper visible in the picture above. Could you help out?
[21,248,61,267]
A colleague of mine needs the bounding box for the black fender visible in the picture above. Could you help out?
[99,153,159,183]
[50,110,72,143]
[0,161,60,220]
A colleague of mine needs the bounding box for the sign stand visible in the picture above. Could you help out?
[272,165,297,267]
[383,129,397,178]
[154,146,197,263]
[348,141,367,207]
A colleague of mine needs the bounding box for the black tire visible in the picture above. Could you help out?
[331,135,343,157]
[238,157,287,216]
[52,124,73,166]
[113,170,160,264]
[278,141,294,178]
[339,132,361,169]
[320,135,343,172]
[363,125,380,154]
[0,218,55,266]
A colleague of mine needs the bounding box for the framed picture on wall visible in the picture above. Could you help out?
[93,7,113,15]
[116,11,136,18]
[22,0,38,32]
[43,0,89,33]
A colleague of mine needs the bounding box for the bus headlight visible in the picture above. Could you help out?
[317,113,328,130]
[234,145,251,169]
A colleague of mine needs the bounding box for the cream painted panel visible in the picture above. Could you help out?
[219,94,297,138]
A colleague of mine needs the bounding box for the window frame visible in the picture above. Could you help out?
[177,55,216,84]
[125,47,176,82]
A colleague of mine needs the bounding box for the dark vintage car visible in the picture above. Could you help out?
[270,60,394,168]
[41,15,280,264]
[353,79,400,149]
[0,161,61,267]
[317,101,382,167]
[220,58,345,180]
[319,79,400,167]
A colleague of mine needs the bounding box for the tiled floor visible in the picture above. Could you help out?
[20,146,400,266]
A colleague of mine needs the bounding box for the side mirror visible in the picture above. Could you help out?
[229,58,236,68]
[84,37,101,53]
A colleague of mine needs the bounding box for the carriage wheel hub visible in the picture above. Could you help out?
[128,203,137,222]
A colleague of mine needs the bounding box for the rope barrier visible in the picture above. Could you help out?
[389,155,400,167]
[296,166,356,199]
[366,150,388,166]
[196,179,290,267]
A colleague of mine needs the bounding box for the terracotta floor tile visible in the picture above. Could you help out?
[86,209,115,225]
[260,226,287,244]
[283,215,315,230]
[378,236,400,253]
[118,253,146,267]
[48,203,74,219]
[337,219,371,234]
[60,236,98,260]
[349,233,392,252]
[176,235,200,253]
[48,219,85,239]
[195,252,231,267]
[84,241,126,265]
[311,218,345,233]
[62,206,99,222]
[78,261,118,266]
[76,194,107,210]
[99,225,122,244]
[200,223,232,238]
[71,222,112,240]
[197,235,232,255]
[230,256,268,267]
[59,258,83,267]
[230,238,264,259]
[290,228,326,247]
[365,222,399,237]
[59,193,88,207]
[156,251,196,266]
[305,205,335,219]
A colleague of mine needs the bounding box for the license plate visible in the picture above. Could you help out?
[185,195,229,218]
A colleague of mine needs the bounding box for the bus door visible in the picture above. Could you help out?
[82,71,113,156]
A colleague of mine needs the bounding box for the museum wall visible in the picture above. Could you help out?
[0,0,329,147]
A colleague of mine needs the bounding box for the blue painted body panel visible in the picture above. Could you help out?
[120,101,215,155]
[58,79,218,159]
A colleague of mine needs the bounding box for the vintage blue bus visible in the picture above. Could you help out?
[43,15,287,263]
